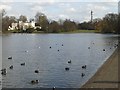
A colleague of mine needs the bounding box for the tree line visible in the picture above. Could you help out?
[1,9,120,34]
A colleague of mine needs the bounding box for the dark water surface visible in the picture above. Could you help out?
[0,33,118,88]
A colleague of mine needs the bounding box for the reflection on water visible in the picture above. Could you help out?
[1,33,118,88]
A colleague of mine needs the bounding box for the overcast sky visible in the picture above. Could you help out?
[0,0,119,22]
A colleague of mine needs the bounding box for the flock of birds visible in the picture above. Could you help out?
[1,41,119,87]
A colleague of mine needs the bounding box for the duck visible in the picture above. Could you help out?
[35,80,39,83]
[65,67,69,71]
[82,65,86,69]
[49,46,51,49]
[31,80,36,84]
[88,47,90,49]
[81,73,85,77]
[1,68,7,75]
[53,87,56,90]
[57,50,59,52]
[68,60,71,63]
[103,49,105,51]
[9,65,13,69]
[31,80,39,84]
[1,68,6,71]
[25,51,28,53]
[116,44,118,47]
[8,56,12,59]
[62,44,64,46]
[35,70,39,73]
[21,63,25,66]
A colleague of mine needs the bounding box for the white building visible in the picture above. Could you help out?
[8,21,35,31]
[8,23,18,30]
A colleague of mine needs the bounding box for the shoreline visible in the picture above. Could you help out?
[1,30,101,34]
[81,47,119,88]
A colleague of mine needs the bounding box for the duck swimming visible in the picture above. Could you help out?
[68,60,71,63]
[8,56,12,59]
[21,63,25,66]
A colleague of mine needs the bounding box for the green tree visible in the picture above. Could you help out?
[1,9,18,32]
[1,9,6,32]
[49,21,60,33]
[2,16,10,32]
[19,15,27,22]
[92,18,102,32]
[96,13,118,33]
[63,19,77,32]
[9,16,17,24]
[35,12,49,32]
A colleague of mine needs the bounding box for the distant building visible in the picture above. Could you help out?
[8,23,18,30]
[8,21,35,31]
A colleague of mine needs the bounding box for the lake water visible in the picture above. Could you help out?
[0,33,118,88]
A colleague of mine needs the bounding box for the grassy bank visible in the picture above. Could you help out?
[59,30,100,34]
[4,29,100,34]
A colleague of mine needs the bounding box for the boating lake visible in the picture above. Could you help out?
[0,33,119,88]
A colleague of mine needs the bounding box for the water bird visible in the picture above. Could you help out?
[25,50,28,52]
[21,63,25,66]
[35,80,39,83]
[31,80,39,84]
[68,60,71,63]
[103,49,105,51]
[110,48,111,49]
[114,46,116,48]
[81,73,85,77]
[49,46,51,49]
[65,67,69,71]
[53,87,55,90]
[35,70,39,73]
[62,44,64,46]
[1,68,6,71]
[88,47,90,49]
[1,71,7,75]
[9,65,13,69]
[8,56,12,59]
[82,65,86,69]
[114,44,118,47]
[57,50,59,52]
[1,68,7,75]
[31,80,36,84]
